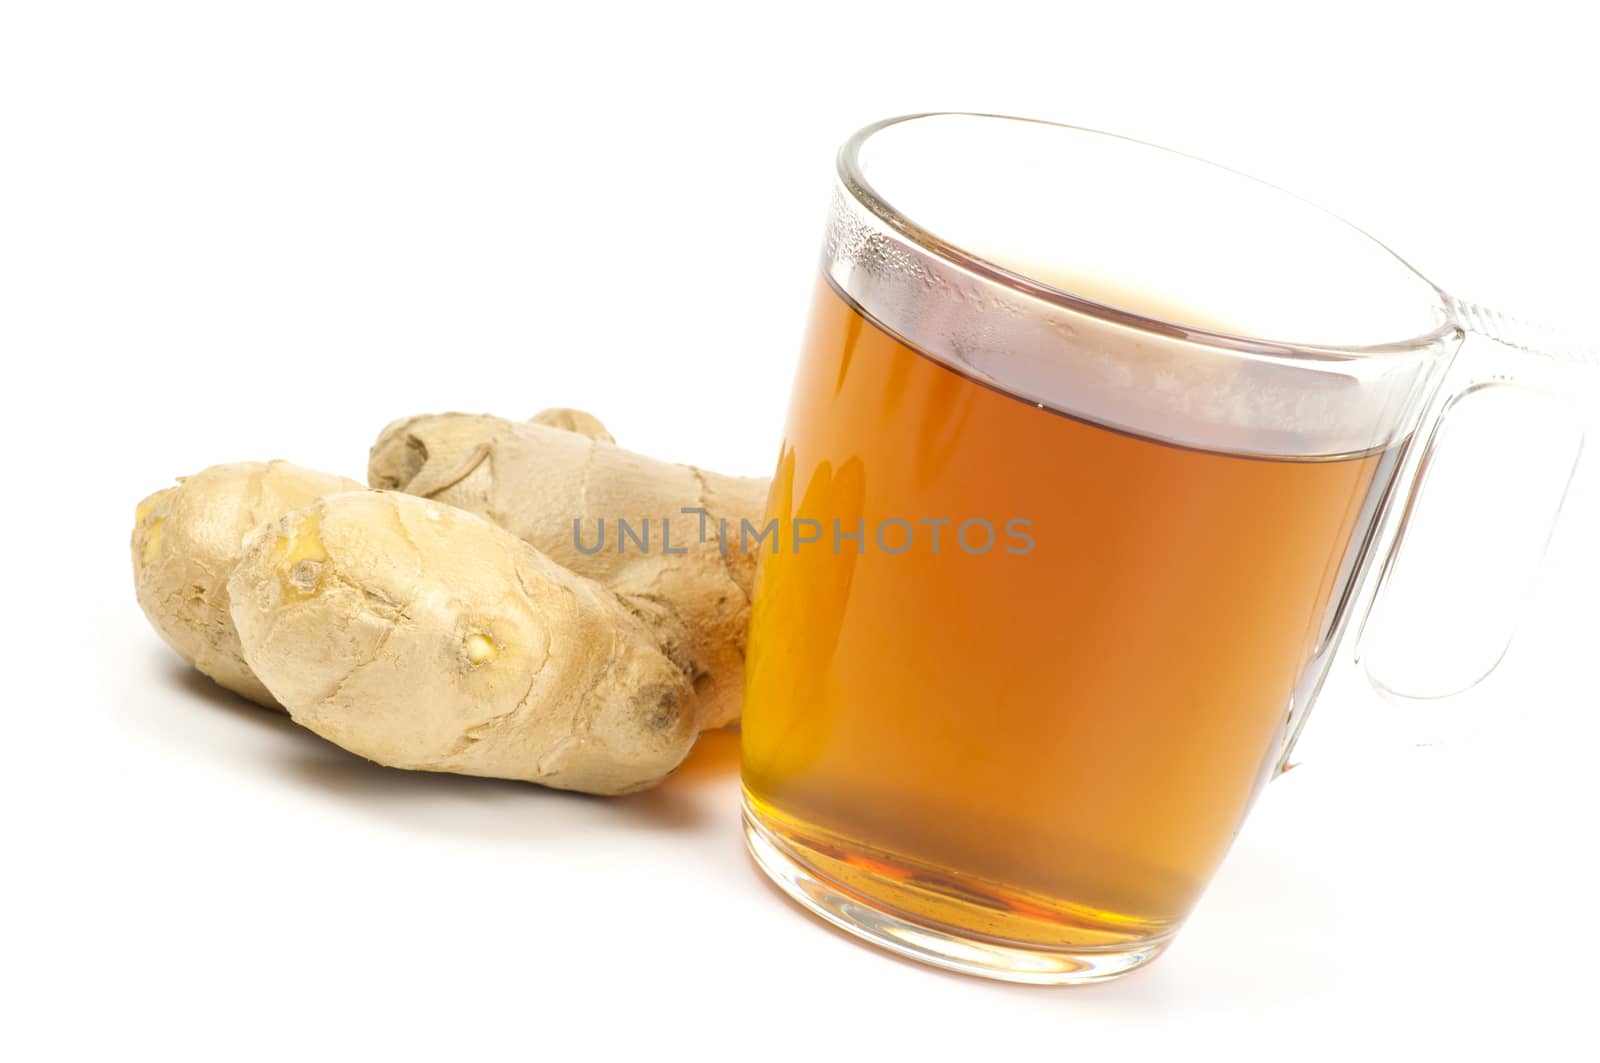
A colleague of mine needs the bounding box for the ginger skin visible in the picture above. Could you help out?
[528,406,615,443]
[228,491,699,794]
[131,461,362,708]
[368,412,769,729]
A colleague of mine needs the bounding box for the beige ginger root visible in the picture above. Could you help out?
[368,412,769,729]
[131,461,362,707]
[228,491,699,794]
[130,414,610,708]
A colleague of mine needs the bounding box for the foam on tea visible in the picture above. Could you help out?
[829,114,1453,459]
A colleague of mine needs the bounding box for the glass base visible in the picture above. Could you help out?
[742,799,1173,985]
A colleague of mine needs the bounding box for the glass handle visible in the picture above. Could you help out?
[1275,300,1589,772]
[1355,299,1591,703]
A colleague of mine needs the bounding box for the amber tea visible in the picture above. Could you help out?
[741,278,1401,954]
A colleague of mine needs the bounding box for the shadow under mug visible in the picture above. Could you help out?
[738,113,1590,983]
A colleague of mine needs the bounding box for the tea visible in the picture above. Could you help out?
[740,277,1398,949]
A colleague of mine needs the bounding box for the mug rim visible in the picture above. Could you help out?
[837,112,1461,361]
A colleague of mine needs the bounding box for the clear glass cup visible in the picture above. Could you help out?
[738,113,1591,984]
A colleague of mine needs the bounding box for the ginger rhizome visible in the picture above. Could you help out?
[368,412,768,730]
[228,491,699,794]
[130,409,772,794]
[131,461,362,708]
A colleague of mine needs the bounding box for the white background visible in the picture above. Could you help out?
[3,1,1597,1059]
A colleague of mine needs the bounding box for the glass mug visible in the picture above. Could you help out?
[738,113,1592,983]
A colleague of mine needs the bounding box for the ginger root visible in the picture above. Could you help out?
[130,409,765,793]
[228,491,699,794]
[368,412,768,729]
[131,461,362,707]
